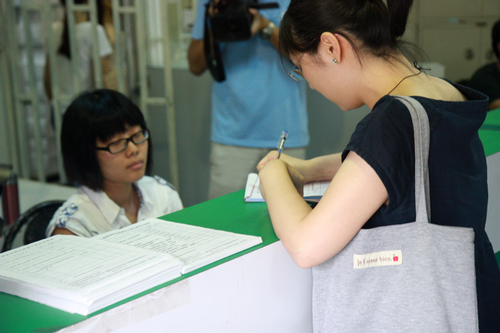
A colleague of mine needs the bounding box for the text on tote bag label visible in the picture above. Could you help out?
[353,250,403,269]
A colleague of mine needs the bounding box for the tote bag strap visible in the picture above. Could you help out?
[394,96,431,223]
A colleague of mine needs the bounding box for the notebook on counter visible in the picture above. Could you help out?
[244,173,330,203]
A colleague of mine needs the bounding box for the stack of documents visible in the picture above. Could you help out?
[0,218,262,315]
[244,173,330,203]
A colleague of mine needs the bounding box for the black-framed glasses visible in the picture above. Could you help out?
[288,64,304,81]
[95,129,149,154]
[288,54,305,81]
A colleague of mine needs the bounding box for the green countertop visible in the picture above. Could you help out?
[479,108,500,156]
[2,108,500,333]
[0,191,277,333]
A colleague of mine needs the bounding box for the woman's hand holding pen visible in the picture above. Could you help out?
[257,151,310,179]
[258,159,304,201]
[258,151,344,185]
[256,150,279,170]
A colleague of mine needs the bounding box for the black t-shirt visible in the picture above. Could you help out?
[342,84,500,330]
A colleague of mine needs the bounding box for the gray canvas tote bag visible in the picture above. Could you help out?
[312,96,478,333]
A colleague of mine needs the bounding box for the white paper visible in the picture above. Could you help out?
[0,220,263,314]
[244,173,330,203]
[0,235,182,314]
[95,218,263,274]
[244,173,263,202]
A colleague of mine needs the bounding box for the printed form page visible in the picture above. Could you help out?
[0,235,182,314]
[96,218,263,274]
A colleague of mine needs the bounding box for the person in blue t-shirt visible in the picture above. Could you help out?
[187,0,309,200]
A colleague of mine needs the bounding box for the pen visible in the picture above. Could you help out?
[277,130,288,159]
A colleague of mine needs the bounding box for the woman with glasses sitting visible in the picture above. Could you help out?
[46,89,183,237]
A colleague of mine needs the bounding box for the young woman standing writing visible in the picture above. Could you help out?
[257,0,500,331]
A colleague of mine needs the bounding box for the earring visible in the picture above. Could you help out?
[333,58,338,64]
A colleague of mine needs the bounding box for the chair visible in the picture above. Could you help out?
[0,217,4,238]
[1,200,65,252]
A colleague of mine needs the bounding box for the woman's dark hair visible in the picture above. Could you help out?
[492,19,500,60]
[280,0,415,63]
[58,0,107,59]
[61,89,152,190]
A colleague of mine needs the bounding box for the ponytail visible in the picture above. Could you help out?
[387,0,413,39]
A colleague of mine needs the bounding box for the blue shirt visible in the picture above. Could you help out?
[192,0,309,148]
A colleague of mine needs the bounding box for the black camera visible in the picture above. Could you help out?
[208,0,279,42]
[204,0,279,82]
